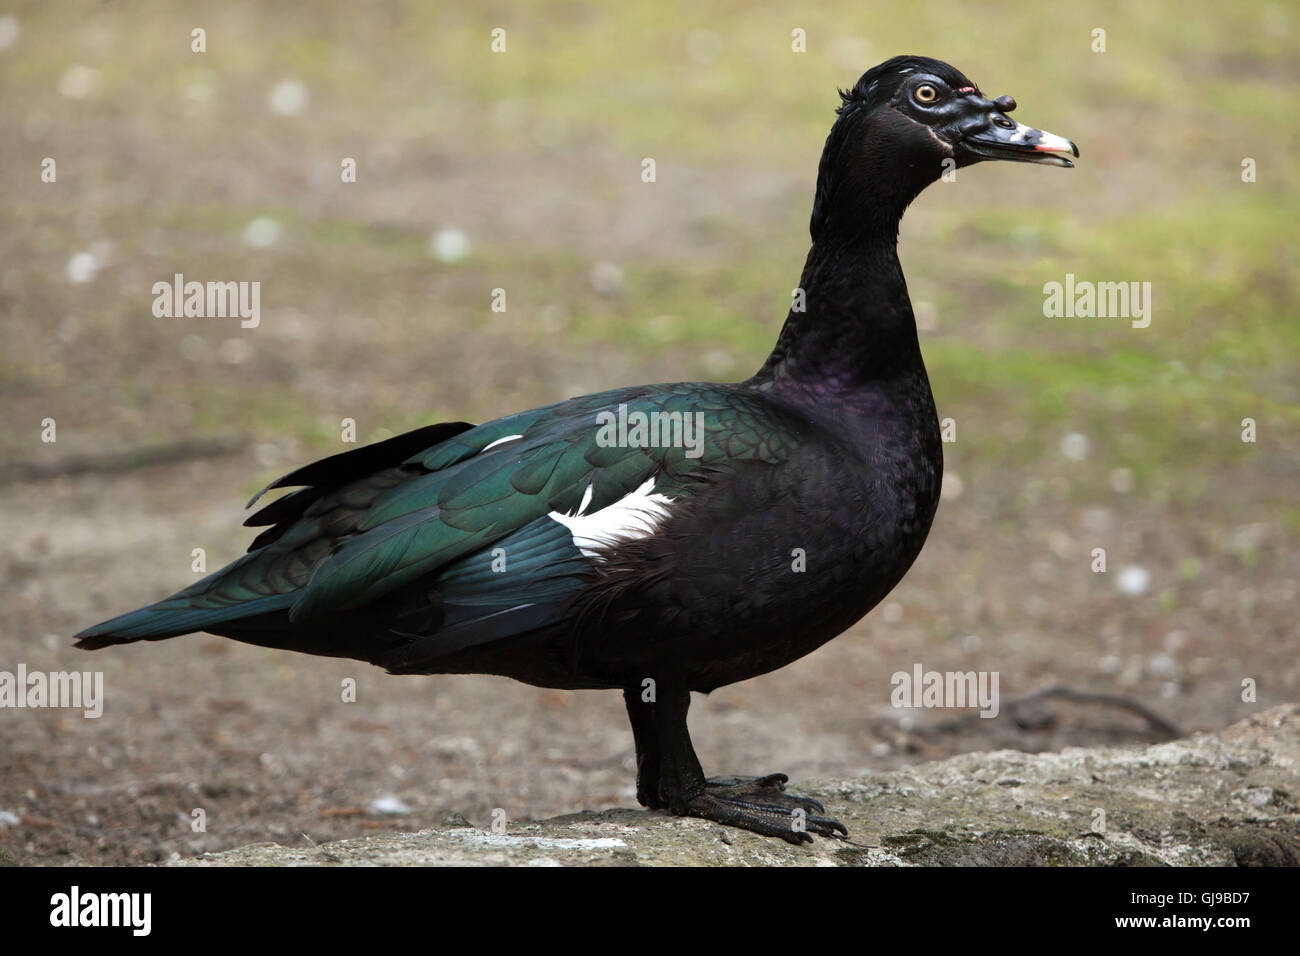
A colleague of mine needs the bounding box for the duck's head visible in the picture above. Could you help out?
[811,56,1077,241]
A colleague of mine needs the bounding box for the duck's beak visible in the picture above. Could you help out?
[955,95,1078,168]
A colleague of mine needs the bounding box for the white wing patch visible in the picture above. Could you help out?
[548,476,674,559]
[482,434,524,452]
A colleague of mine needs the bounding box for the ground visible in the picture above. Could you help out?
[170,706,1300,867]
[0,3,1296,865]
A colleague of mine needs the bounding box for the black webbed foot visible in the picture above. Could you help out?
[624,687,848,845]
[689,772,848,844]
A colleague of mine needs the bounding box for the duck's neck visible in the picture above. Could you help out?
[750,229,927,398]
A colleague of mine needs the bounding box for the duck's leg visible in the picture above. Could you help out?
[624,683,847,844]
[623,686,663,809]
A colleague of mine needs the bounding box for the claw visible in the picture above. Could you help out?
[687,773,848,843]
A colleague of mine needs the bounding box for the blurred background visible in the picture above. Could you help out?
[0,1,1296,864]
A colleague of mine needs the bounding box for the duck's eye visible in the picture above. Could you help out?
[914,84,938,104]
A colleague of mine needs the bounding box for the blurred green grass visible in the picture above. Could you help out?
[0,0,1295,512]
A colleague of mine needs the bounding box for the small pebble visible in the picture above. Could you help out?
[1060,432,1089,461]
[0,14,19,50]
[1116,565,1150,597]
[268,79,308,116]
[243,217,281,249]
[940,472,963,501]
[58,65,100,100]
[369,795,413,816]
[66,251,99,283]
[429,228,470,263]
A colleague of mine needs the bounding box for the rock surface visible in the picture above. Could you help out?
[175,706,1299,866]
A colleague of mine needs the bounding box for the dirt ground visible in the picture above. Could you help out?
[1,4,1296,866]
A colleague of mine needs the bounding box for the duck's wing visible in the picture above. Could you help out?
[74,384,800,662]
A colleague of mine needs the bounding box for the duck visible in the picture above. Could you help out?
[76,56,1077,844]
